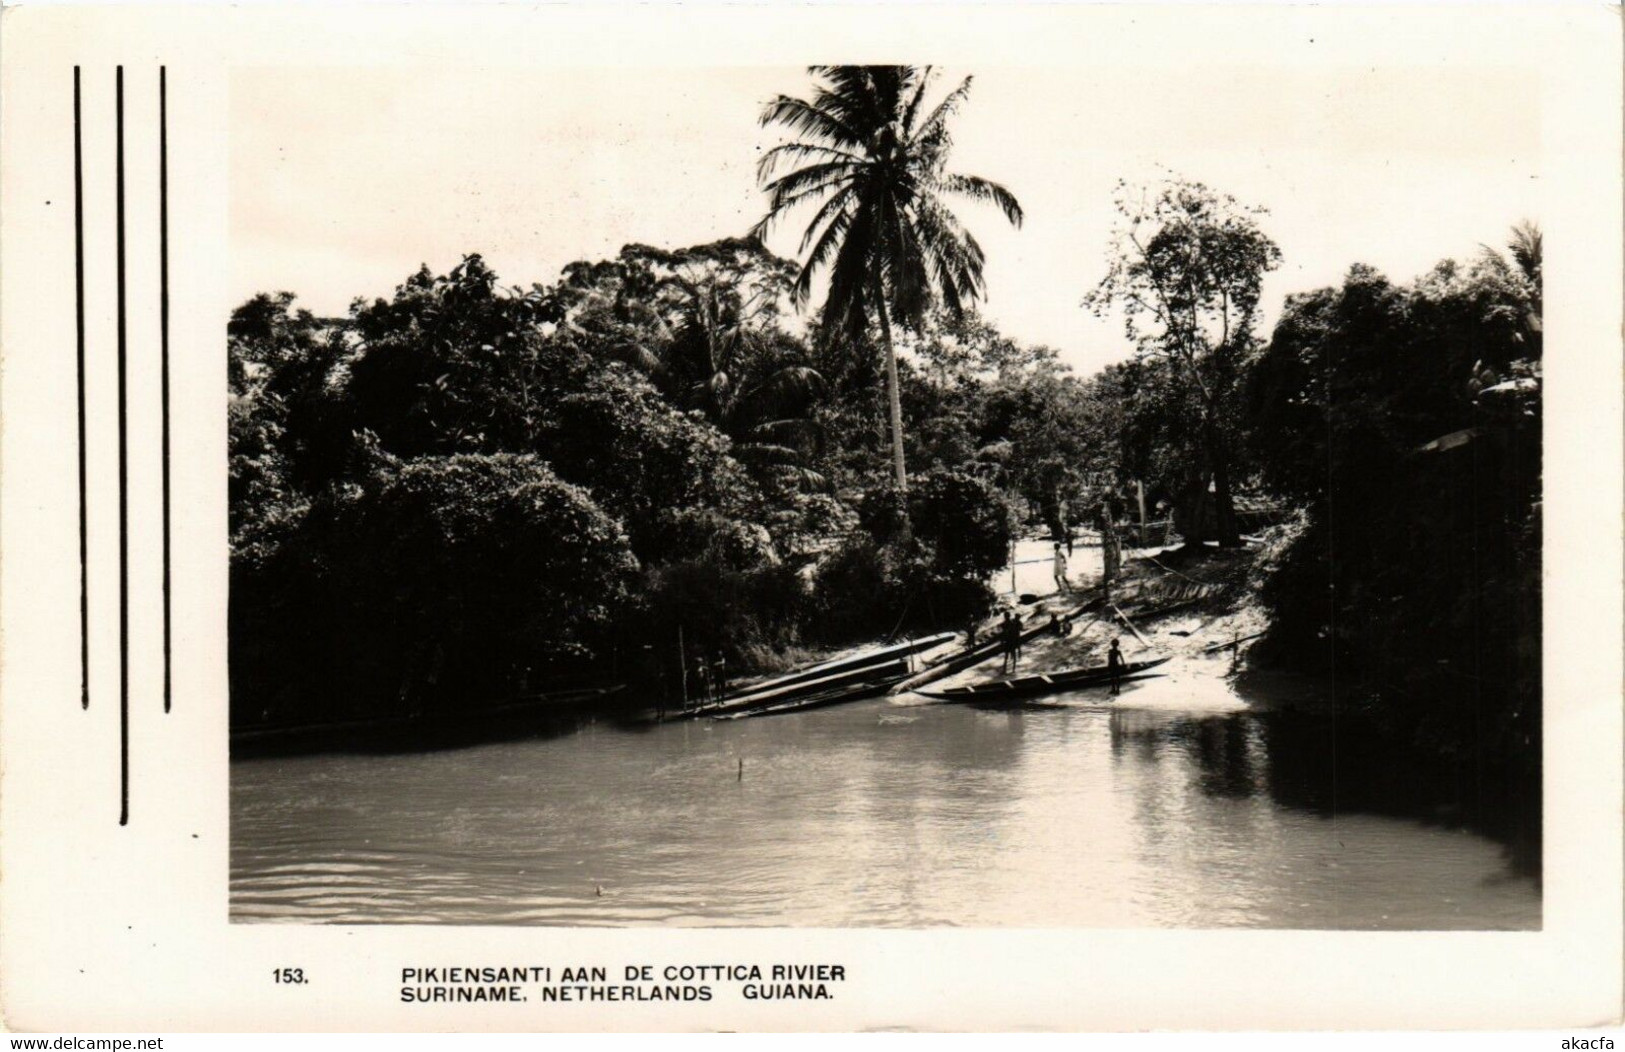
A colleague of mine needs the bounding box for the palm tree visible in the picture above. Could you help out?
[1506,220,1542,290]
[754,66,1023,502]
[1475,220,1543,348]
[660,264,827,486]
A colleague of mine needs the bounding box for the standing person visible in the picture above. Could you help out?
[712,651,728,699]
[1107,637,1125,696]
[964,613,980,650]
[692,654,712,704]
[1052,542,1069,595]
[1001,613,1021,674]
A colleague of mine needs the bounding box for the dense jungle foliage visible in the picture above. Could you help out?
[1244,232,1544,854]
[229,242,1086,727]
[229,67,1541,865]
[230,221,1541,761]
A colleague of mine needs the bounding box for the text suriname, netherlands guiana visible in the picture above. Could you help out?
[399,964,847,1004]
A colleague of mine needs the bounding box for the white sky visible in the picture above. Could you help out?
[231,64,1540,378]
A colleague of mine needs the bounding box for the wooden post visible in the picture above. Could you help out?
[1101,500,1120,586]
[678,624,689,710]
[1110,602,1153,649]
[1136,480,1148,547]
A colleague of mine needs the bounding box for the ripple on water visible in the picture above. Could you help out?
[231,688,1539,929]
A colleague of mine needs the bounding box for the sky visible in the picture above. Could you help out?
[231,63,1540,378]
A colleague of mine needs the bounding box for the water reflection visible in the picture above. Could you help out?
[232,692,1539,929]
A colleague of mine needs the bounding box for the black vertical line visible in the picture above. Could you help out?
[116,66,129,826]
[74,68,88,711]
[160,66,171,715]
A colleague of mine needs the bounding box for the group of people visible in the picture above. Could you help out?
[956,529,1131,690]
[687,651,727,705]
[991,608,1125,693]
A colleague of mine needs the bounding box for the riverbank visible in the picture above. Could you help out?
[944,538,1272,692]
[225,534,1334,751]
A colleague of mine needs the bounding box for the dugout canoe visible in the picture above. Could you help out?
[711,671,910,720]
[914,657,1170,702]
[690,658,913,717]
[713,633,954,705]
[888,599,1104,696]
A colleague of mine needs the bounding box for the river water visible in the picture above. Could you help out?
[231,669,1540,929]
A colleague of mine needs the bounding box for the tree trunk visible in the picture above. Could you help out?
[1099,500,1120,583]
[1135,479,1148,548]
[1043,490,1066,547]
[873,283,908,498]
[1205,414,1241,548]
[1173,479,1209,552]
[1211,452,1240,547]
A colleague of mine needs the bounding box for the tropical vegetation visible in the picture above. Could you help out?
[229,67,1542,866]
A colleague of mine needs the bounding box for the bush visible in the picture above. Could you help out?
[646,506,778,572]
[806,530,999,645]
[230,453,640,726]
[806,539,897,643]
[538,368,764,563]
[807,469,1010,643]
[633,556,809,688]
[907,467,1013,579]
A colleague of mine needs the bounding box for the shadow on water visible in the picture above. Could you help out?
[1107,704,1540,878]
[229,695,660,759]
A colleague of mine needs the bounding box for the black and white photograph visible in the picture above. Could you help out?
[1,2,1620,1036]
[227,61,1544,931]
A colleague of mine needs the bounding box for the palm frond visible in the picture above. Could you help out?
[913,75,974,145]
[744,415,823,445]
[796,185,860,255]
[737,366,827,423]
[940,173,1025,228]
[884,196,932,325]
[793,202,859,308]
[809,66,893,130]
[733,441,811,467]
[759,94,862,148]
[757,141,866,182]
[911,196,987,312]
[900,66,937,135]
[1507,220,1542,286]
[821,205,880,335]
[761,162,859,213]
[604,341,664,376]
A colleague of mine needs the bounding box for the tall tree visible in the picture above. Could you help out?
[644,240,826,482]
[1085,177,1281,547]
[754,65,1024,507]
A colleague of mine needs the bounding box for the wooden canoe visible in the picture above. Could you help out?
[689,658,911,717]
[714,632,955,705]
[914,657,1171,702]
[711,672,909,720]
